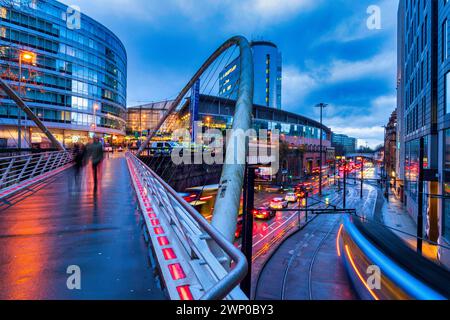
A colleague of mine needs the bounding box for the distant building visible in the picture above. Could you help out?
[218,41,282,109]
[331,133,357,155]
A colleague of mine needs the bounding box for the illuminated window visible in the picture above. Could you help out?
[0,7,7,19]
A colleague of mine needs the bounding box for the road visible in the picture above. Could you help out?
[254,181,378,300]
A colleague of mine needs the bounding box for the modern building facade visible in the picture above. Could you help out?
[397,0,450,264]
[331,133,357,155]
[0,0,127,148]
[218,41,282,109]
[185,94,331,177]
[127,100,172,135]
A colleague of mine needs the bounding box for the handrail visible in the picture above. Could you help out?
[128,152,248,300]
[0,150,73,196]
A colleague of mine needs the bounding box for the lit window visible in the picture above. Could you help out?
[0,7,6,19]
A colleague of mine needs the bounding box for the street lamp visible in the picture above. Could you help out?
[315,103,328,197]
[357,156,364,198]
[18,50,36,149]
[381,125,389,201]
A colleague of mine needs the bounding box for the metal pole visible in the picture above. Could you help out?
[240,165,254,298]
[319,106,323,196]
[360,158,364,198]
[417,137,424,255]
[343,162,347,209]
[18,54,22,150]
[305,193,308,222]
[383,126,389,201]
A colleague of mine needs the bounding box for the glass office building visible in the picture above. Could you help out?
[397,0,450,266]
[218,41,282,110]
[0,0,127,148]
[182,94,332,176]
[331,133,357,155]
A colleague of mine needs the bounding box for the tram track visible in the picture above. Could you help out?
[269,187,358,300]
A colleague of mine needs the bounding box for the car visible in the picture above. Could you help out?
[284,192,298,203]
[269,197,288,210]
[103,144,113,152]
[252,207,275,220]
[304,183,313,193]
[117,146,124,152]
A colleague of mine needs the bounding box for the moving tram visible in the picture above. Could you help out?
[338,215,450,300]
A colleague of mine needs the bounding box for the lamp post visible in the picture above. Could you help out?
[382,125,389,201]
[315,103,328,197]
[343,160,347,209]
[17,51,35,149]
[357,156,364,198]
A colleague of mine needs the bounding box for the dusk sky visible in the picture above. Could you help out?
[60,0,399,148]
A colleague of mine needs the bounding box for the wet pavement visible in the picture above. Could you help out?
[0,154,166,300]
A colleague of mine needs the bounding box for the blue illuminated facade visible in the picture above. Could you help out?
[218,41,282,110]
[0,0,127,147]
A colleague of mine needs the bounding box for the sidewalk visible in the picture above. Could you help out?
[373,186,439,262]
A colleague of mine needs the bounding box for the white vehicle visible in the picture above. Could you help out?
[269,197,288,210]
[284,192,298,203]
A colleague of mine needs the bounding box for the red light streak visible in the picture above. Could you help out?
[157,237,170,246]
[168,263,186,280]
[162,248,177,260]
[177,286,194,300]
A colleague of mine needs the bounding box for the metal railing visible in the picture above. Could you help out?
[127,152,248,300]
[0,151,73,196]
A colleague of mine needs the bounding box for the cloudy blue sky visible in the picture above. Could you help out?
[61,0,399,148]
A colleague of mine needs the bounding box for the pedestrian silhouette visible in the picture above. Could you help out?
[73,143,86,178]
[86,137,104,192]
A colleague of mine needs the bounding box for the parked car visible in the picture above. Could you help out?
[252,207,275,220]
[269,197,288,210]
[103,144,113,152]
[284,192,298,203]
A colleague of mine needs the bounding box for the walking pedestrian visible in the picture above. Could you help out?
[73,143,86,177]
[86,137,104,192]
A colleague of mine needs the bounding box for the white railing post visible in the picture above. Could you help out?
[16,156,32,183]
[0,158,15,188]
